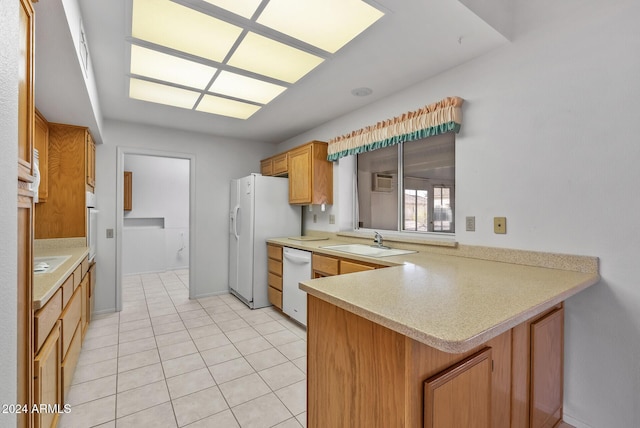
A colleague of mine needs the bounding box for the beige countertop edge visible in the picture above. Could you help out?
[300,273,600,354]
[33,246,89,310]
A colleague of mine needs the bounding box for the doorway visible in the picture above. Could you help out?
[116,147,195,311]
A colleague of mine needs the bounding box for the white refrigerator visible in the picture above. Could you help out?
[229,174,301,309]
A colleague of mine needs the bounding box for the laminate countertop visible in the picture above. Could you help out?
[33,244,89,310]
[267,235,600,353]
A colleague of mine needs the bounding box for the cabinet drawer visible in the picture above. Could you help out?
[61,274,74,308]
[312,254,339,276]
[60,287,81,359]
[268,272,283,291]
[81,256,89,278]
[34,288,62,352]
[72,263,82,290]
[272,153,288,176]
[34,321,61,428]
[268,258,282,276]
[340,259,376,275]
[268,286,282,310]
[267,244,282,261]
[61,322,82,403]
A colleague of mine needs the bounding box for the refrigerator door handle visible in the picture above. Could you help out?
[233,205,240,240]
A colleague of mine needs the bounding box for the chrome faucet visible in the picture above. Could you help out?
[373,231,384,247]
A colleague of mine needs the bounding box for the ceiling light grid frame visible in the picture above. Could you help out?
[126,0,385,119]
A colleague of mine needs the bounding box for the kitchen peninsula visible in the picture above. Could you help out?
[267,234,599,428]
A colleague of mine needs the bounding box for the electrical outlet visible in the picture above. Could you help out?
[465,216,475,232]
[329,215,335,224]
[494,217,507,234]
[106,228,114,238]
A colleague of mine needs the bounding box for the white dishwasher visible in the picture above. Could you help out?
[282,247,312,326]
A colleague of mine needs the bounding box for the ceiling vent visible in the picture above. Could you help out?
[372,173,394,192]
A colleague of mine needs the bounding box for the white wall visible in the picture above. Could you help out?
[123,155,189,274]
[95,120,274,313]
[0,1,19,423]
[277,1,640,426]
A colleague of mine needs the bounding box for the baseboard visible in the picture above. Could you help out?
[563,414,595,428]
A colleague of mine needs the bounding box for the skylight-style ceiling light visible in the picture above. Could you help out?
[257,0,384,53]
[129,78,200,110]
[227,32,325,83]
[210,71,287,104]
[196,94,261,119]
[130,45,217,90]
[202,0,263,19]
[132,0,242,62]
[128,0,384,119]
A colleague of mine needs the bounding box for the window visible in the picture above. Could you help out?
[356,133,455,234]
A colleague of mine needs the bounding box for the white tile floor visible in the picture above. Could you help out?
[58,270,307,428]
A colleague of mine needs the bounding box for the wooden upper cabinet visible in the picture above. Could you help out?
[35,124,91,239]
[34,109,49,202]
[288,141,332,205]
[272,153,288,176]
[261,153,288,177]
[18,0,35,184]
[86,132,96,191]
[124,171,132,211]
[260,158,273,176]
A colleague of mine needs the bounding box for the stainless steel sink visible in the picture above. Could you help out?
[321,244,416,258]
[34,255,71,274]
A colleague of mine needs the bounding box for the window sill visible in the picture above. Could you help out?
[337,230,458,248]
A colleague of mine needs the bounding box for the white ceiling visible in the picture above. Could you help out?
[34,0,509,144]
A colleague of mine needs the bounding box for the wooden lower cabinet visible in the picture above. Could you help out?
[308,295,563,428]
[311,253,338,277]
[34,321,62,428]
[32,256,93,427]
[530,308,564,428]
[267,244,283,309]
[424,348,492,428]
[61,323,82,403]
[339,259,379,274]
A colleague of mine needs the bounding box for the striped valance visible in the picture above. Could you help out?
[327,96,464,161]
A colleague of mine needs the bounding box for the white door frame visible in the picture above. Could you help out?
[115,146,196,311]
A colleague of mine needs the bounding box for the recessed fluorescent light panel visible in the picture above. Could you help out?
[257,0,385,54]
[129,0,384,119]
[129,78,200,110]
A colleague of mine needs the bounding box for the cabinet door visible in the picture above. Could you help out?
[530,308,564,428]
[288,145,312,204]
[424,348,492,428]
[272,153,288,176]
[260,158,273,176]
[86,132,96,191]
[34,321,62,428]
[34,110,49,202]
[18,2,35,426]
[88,262,96,326]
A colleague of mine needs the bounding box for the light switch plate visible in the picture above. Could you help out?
[465,216,475,232]
[494,217,507,234]
[106,228,114,238]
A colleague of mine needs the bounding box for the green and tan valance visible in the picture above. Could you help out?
[327,96,464,161]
